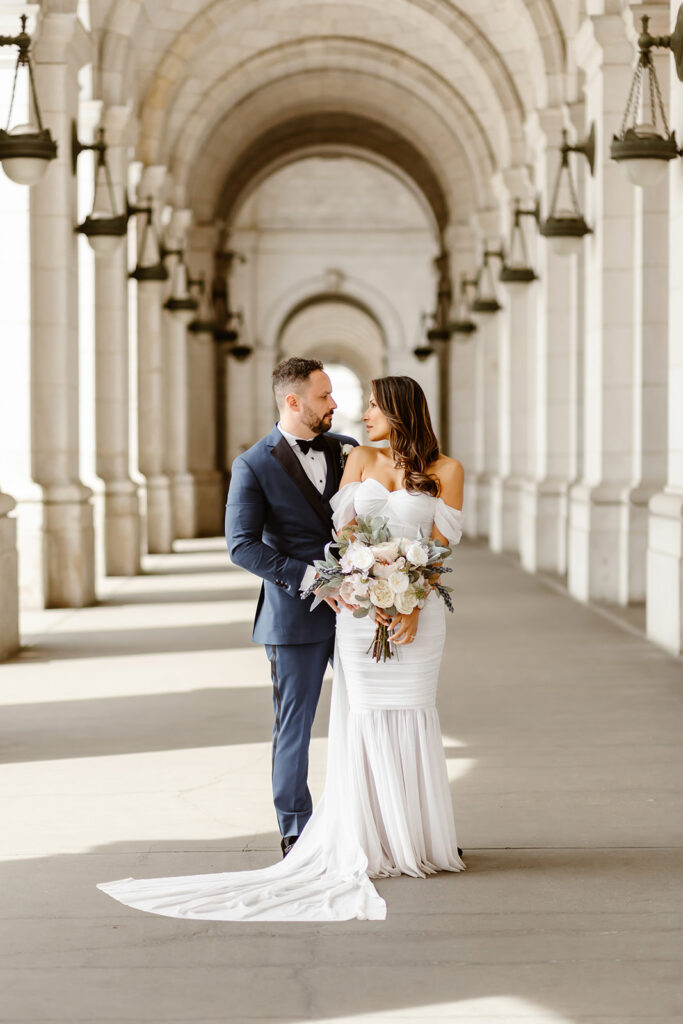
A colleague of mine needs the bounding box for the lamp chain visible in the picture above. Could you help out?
[26,56,44,131]
[5,56,20,130]
[620,60,642,135]
[649,59,670,135]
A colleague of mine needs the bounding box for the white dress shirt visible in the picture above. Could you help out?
[277,423,328,494]
[277,424,330,596]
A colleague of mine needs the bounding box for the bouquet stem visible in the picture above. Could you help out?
[368,620,396,662]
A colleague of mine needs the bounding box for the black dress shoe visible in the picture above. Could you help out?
[458,847,463,858]
[281,835,299,858]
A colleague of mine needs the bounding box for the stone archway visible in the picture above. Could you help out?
[277,296,385,441]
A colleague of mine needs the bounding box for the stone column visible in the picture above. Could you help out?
[30,11,95,607]
[0,492,19,659]
[521,108,581,576]
[135,166,172,553]
[186,225,225,536]
[568,14,640,604]
[646,0,683,654]
[470,210,504,541]
[446,225,478,535]
[163,209,196,539]
[94,105,140,575]
[0,9,24,652]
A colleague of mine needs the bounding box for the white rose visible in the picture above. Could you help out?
[345,541,374,572]
[369,579,395,609]
[405,541,429,566]
[388,570,410,594]
[341,443,354,457]
[394,587,419,614]
[372,540,401,563]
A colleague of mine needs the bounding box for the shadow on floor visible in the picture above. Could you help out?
[0,682,332,763]
[100,586,261,606]
[11,620,256,663]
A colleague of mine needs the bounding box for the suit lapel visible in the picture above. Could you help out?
[271,435,331,528]
[322,435,342,494]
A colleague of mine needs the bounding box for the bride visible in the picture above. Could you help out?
[98,375,465,921]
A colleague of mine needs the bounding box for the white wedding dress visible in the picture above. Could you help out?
[97,479,465,921]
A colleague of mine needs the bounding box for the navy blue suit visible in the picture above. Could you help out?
[225,425,357,836]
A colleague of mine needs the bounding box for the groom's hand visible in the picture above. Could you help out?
[323,594,357,615]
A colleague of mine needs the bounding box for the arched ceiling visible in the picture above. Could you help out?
[86,0,577,229]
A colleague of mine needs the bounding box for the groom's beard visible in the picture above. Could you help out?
[301,406,334,435]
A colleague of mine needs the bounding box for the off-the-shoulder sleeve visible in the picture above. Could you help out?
[330,481,361,531]
[434,498,464,545]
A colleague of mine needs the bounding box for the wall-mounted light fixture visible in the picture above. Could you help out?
[188,274,217,335]
[540,125,595,256]
[450,275,477,336]
[162,246,199,321]
[499,200,540,285]
[611,10,683,187]
[0,16,57,185]
[413,311,437,360]
[72,122,128,255]
[471,248,503,313]
[228,340,253,362]
[129,202,169,282]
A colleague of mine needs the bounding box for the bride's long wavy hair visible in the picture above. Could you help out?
[371,376,440,495]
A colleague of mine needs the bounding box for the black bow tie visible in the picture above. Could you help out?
[296,436,326,455]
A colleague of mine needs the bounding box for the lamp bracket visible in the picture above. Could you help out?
[564,122,596,177]
[71,120,108,175]
[515,196,541,225]
[160,245,184,260]
[0,15,30,52]
[483,247,504,263]
[640,5,683,81]
[126,198,153,219]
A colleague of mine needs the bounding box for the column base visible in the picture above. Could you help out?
[0,492,19,660]
[646,489,683,656]
[489,474,523,555]
[171,472,196,540]
[475,472,491,539]
[145,475,173,554]
[567,481,646,605]
[43,484,96,609]
[103,480,141,577]
[520,478,569,576]
[194,470,227,537]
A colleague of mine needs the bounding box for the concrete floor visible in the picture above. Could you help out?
[1,538,682,1023]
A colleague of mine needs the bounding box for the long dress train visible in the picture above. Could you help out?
[97,479,464,921]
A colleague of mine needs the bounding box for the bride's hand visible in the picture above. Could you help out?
[387,608,420,645]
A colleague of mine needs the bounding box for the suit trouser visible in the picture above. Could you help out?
[265,637,335,838]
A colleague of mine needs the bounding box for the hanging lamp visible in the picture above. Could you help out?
[0,16,57,185]
[540,125,595,256]
[611,11,683,187]
[499,199,539,284]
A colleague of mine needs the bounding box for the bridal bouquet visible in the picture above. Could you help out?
[302,514,454,662]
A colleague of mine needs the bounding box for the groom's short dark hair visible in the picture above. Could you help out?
[272,357,324,407]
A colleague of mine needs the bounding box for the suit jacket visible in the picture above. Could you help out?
[225,425,358,645]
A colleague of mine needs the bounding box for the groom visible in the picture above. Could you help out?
[225,357,357,857]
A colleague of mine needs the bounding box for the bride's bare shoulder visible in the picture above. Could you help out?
[432,456,464,502]
[433,454,464,478]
